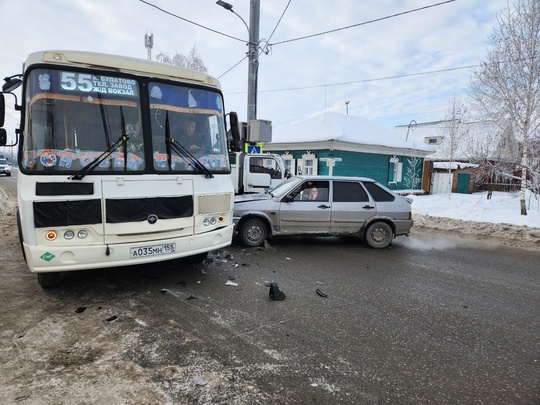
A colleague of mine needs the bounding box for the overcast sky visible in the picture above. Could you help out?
[1,0,510,136]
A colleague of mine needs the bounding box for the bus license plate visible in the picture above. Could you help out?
[130,243,176,258]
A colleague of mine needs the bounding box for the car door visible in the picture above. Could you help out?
[278,181,331,234]
[330,181,376,233]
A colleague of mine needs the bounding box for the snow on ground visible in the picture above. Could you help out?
[407,190,540,250]
[408,190,540,228]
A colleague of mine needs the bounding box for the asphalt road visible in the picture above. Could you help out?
[0,172,539,404]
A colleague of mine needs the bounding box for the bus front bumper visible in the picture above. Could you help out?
[23,225,234,273]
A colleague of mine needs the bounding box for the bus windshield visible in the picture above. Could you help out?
[22,68,229,174]
[148,80,228,172]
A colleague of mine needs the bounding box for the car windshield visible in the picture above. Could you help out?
[267,176,304,198]
[0,159,8,165]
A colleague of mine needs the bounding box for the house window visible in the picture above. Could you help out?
[281,153,295,175]
[389,157,402,183]
[300,152,318,175]
[304,159,314,175]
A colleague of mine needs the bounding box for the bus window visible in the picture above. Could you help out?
[22,68,144,172]
[148,81,229,173]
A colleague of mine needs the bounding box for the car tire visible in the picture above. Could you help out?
[239,218,267,247]
[6,172,11,177]
[37,272,62,289]
[365,221,393,249]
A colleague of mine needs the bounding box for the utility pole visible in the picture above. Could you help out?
[216,0,260,140]
[145,32,154,61]
[247,0,260,140]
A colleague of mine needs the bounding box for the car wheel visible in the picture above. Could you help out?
[365,221,393,249]
[37,272,62,289]
[239,218,267,247]
[6,172,11,177]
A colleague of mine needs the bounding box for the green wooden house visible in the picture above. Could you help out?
[265,112,431,192]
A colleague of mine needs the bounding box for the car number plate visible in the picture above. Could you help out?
[130,243,176,258]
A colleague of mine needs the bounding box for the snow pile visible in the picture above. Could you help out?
[408,191,540,249]
[0,188,15,217]
[409,190,540,228]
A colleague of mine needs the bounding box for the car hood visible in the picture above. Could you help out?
[234,193,273,203]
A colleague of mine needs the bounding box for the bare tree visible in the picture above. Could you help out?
[468,0,540,215]
[461,122,520,193]
[436,95,470,197]
[156,45,208,73]
[403,156,423,191]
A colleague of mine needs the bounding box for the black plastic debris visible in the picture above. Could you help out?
[105,315,117,322]
[160,289,168,294]
[187,294,198,300]
[269,283,286,301]
[316,288,328,298]
[75,306,87,313]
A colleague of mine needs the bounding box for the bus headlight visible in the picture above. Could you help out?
[77,230,88,239]
[64,230,75,240]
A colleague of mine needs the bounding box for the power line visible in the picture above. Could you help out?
[268,0,456,47]
[226,64,480,95]
[138,0,246,43]
[263,0,292,54]
[218,55,248,79]
[219,0,293,78]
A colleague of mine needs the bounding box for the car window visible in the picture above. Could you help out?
[293,181,329,201]
[333,181,370,202]
[363,182,395,202]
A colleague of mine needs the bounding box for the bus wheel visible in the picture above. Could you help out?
[37,273,62,289]
[239,218,267,247]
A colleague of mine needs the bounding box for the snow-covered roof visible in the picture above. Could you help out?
[272,112,431,151]
[433,161,479,170]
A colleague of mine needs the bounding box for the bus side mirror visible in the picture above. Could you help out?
[0,93,5,127]
[0,128,7,146]
[227,111,241,152]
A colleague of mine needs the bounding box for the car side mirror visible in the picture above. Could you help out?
[283,195,294,203]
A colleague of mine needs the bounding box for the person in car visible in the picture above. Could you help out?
[307,187,319,200]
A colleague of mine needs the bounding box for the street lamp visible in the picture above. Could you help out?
[406,120,417,142]
[216,1,249,34]
[216,0,260,140]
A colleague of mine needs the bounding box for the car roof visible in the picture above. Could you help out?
[294,175,377,183]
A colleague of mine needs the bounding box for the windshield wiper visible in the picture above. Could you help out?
[165,112,214,178]
[70,107,129,180]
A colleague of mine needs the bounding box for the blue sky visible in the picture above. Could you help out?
[0,0,509,138]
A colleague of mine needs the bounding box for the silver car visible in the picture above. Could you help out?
[233,176,413,248]
[0,158,11,177]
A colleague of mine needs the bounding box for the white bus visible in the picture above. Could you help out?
[0,50,235,288]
